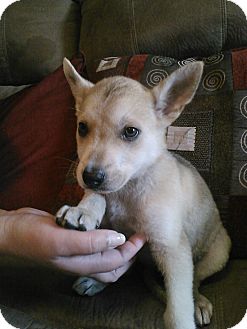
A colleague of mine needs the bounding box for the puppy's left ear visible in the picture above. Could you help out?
[152,61,204,125]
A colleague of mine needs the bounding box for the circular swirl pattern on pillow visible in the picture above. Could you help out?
[202,70,226,91]
[204,53,224,65]
[146,69,168,87]
[240,96,247,119]
[178,58,197,67]
[239,163,247,189]
[240,130,247,154]
[151,56,176,67]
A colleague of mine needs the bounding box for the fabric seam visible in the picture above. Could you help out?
[130,0,139,53]
[128,0,139,54]
[220,0,227,48]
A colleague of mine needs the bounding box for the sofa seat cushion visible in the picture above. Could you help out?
[0,259,246,329]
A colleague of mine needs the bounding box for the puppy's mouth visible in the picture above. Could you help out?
[91,187,119,195]
[80,177,128,194]
[77,164,130,194]
[84,182,126,194]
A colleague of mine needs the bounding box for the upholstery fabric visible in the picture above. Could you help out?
[80,0,247,71]
[224,1,247,50]
[0,0,81,85]
[0,259,246,329]
[0,85,32,101]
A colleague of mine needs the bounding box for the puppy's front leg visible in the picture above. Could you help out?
[56,190,106,231]
[56,190,108,296]
[151,233,195,329]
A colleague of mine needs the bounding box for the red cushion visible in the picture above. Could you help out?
[0,56,84,213]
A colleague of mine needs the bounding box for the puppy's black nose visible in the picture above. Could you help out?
[82,167,105,189]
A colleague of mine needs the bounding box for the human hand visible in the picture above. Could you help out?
[0,208,146,282]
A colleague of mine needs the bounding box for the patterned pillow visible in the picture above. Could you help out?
[84,49,247,258]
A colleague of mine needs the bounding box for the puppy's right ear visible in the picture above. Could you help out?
[63,58,94,102]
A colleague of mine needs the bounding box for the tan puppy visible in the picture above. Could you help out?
[56,58,231,329]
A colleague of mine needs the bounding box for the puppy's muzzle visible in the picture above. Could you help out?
[82,167,105,189]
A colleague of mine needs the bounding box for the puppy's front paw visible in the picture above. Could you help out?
[73,277,107,296]
[56,205,99,231]
[195,294,213,326]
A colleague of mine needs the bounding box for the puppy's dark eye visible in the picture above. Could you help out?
[78,122,88,137]
[122,127,140,141]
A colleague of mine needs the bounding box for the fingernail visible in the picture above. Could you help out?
[108,233,126,248]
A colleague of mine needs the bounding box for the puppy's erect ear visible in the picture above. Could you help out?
[63,58,94,102]
[152,61,204,125]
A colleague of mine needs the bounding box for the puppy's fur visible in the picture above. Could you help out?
[57,59,231,329]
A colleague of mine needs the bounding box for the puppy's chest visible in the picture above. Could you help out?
[104,194,144,237]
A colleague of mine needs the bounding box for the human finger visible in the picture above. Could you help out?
[90,259,135,283]
[52,228,126,256]
[51,233,146,275]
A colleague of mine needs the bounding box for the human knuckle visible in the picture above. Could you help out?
[49,256,65,269]
[89,231,107,254]
[110,270,120,282]
[117,251,128,266]
[85,234,95,254]
[103,271,119,283]
[45,237,62,258]
[105,254,122,270]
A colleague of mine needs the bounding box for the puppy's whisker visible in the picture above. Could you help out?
[55,156,79,165]
[72,167,78,179]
